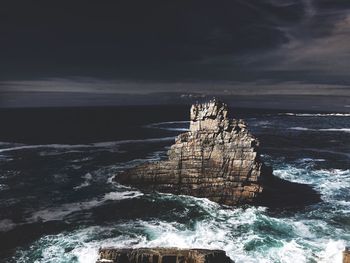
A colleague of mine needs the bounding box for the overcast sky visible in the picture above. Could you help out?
[1,0,350,106]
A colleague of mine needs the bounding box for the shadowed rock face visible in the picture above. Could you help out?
[115,99,320,207]
[97,248,233,263]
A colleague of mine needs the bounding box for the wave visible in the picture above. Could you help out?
[0,219,16,232]
[250,120,272,127]
[265,147,350,159]
[297,158,325,163]
[289,127,350,133]
[90,137,175,147]
[280,113,350,117]
[0,137,175,154]
[73,173,93,190]
[162,128,189,132]
[319,128,350,133]
[145,121,190,132]
[14,195,349,263]
[0,143,98,154]
[147,121,190,125]
[0,144,90,153]
[0,183,9,191]
[274,164,350,206]
[29,190,143,223]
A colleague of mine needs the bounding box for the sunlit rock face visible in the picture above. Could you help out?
[344,247,350,263]
[115,99,271,205]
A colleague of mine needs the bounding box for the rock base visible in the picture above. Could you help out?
[97,248,233,263]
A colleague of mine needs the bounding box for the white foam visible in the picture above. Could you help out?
[0,183,8,191]
[29,190,143,222]
[297,158,325,163]
[163,128,189,132]
[269,240,309,263]
[0,219,16,232]
[250,120,272,128]
[103,191,143,201]
[288,127,310,131]
[30,199,101,222]
[274,164,350,206]
[289,127,350,133]
[0,144,90,153]
[147,121,190,126]
[0,137,175,154]
[319,128,350,133]
[281,113,350,117]
[317,240,346,263]
[15,195,350,263]
[92,137,175,147]
[145,121,190,132]
[74,173,93,190]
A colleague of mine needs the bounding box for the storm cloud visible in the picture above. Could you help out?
[0,0,349,106]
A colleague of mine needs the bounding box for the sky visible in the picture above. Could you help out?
[1,0,350,108]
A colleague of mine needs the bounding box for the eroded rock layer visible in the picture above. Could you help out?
[97,248,232,263]
[116,100,271,205]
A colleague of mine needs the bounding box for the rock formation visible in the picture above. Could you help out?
[97,248,232,263]
[115,99,320,207]
[344,247,350,263]
[116,99,269,205]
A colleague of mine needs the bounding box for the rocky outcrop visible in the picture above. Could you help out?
[97,248,232,263]
[115,99,320,207]
[116,99,269,205]
[344,247,350,263]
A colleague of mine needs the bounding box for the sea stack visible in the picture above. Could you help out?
[116,99,271,205]
[115,99,321,207]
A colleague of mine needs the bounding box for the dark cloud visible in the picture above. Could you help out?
[0,0,349,101]
[0,0,300,78]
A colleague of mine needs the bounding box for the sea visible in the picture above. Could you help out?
[0,106,349,263]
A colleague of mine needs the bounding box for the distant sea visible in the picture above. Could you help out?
[0,106,349,262]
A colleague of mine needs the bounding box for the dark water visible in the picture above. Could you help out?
[0,106,349,263]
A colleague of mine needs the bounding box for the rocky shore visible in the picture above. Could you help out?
[115,99,319,208]
[97,248,232,263]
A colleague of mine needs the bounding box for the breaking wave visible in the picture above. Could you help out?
[274,163,350,208]
[13,195,348,263]
[280,113,350,117]
[289,127,350,133]
[145,121,190,132]
[29,190,143,223]
[0,136,175,154]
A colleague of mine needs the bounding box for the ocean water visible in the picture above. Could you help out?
[0,106,349,263]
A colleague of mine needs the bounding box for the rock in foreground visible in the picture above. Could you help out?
[97,248,232,263]
[344,247,350,263]
[115,99,320,207]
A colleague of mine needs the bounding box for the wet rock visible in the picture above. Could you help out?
[97,247,233,263]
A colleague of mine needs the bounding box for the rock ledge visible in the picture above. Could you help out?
[97,247,232,263]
